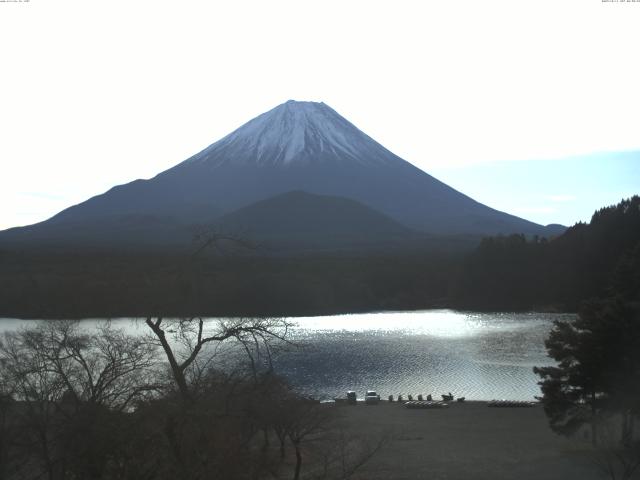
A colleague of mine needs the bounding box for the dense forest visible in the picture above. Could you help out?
[529,199,640,477]
[453,195,640,311]
[0,250,457,318]
[0,196,637,318]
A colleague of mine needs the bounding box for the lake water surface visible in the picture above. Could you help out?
[0,310,573,401]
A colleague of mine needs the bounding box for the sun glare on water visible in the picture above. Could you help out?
[291,309,487,338]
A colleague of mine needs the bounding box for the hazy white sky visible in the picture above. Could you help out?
[1,0,639,230]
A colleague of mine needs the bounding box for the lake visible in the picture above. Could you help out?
[0,310,573,401]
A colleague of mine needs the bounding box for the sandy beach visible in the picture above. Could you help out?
[331,401,601,480]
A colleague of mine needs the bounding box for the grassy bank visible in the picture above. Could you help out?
[326,401,598,480]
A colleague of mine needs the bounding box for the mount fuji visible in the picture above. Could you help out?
[0,100,563,251]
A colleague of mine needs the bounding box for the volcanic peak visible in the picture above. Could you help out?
[184,100,397,168]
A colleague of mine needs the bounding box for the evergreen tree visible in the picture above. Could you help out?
[534,298,640,445]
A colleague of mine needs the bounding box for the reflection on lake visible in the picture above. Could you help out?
[0,310,573,401]
[275,310,573,401]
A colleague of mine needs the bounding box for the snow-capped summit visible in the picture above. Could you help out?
[185,100,400,168]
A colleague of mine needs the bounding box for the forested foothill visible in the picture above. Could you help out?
[0,196,638,318]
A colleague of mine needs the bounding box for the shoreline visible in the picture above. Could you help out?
[0,304,578,321]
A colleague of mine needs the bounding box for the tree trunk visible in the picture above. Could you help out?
[275,431,286,459]
[145,318,191,401]
[591,392,598,447]
[621,410,632,446]
[293,442,302,480]
[164,414,186,474]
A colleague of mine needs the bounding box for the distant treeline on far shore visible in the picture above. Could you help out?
[0,196,638,318]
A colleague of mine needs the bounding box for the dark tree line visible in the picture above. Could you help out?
[0,196,637,318]
[453,196,640,311]
[0,251,458,318]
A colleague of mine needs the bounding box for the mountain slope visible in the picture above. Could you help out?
[0,100,560,251]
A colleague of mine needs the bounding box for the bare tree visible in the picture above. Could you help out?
[0,391,16,480]
[144,316,293,402]
[313,427,389,480]
[282,398,333,480]
[0,320,160,480]
[190,227,260,259]
[144,227,292,399]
